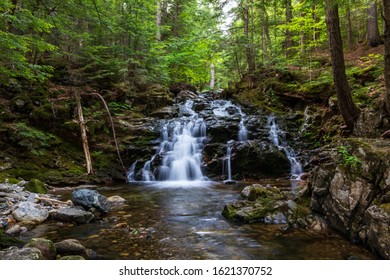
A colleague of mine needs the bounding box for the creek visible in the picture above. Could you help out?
[26,181,376,259]
[22,94,377,259]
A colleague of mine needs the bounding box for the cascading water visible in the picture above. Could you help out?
[223,140,234,183]
[267,116,303,179]
[128,100,207,182]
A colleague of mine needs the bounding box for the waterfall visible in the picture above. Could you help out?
[267,116,303,179]
[128,100,207,182]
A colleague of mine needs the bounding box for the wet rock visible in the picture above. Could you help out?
[241,184,281,201]
[71,189,111,213]
[107,195,127,206]
[51,207,94,224]
[175,90,198,103]
[364,205,390,259]
[55,239,86,255]
[150,106,179,119]
[24,238,56,260]
[5,224,22,236]
[12,201,49,224]
[1,247,43,260]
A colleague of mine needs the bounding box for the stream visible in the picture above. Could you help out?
[26,181,376,260]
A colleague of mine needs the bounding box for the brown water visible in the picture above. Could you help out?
[27,181,377,260]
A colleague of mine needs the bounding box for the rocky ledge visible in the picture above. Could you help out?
[309,138,390,259]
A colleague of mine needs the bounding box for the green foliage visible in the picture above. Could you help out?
[108,102,132,116]
[9,123,59,155]
[338,146,362,168]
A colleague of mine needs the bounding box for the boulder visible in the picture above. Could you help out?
[59,255,85,260]
[24,238,56,260]
[175,90,198,103]
[1,247,43,260]
[25,178,48,194]
[71,189,111,213]
[55,239,86,255]
[107,195,127,206]
[12,201,49,224]
[169,83,197,95]
[51,207,94,224]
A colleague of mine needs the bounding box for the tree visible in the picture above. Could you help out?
[383,0,390,114]
[285,0,294,56]
[325,0,360,131]
[367,0,381,47]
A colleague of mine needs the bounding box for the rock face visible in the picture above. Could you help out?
[309,138,390,259]
[71,189,111,213]
[12,201,49,224]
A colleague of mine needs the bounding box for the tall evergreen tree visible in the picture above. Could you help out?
[325,0,360,131]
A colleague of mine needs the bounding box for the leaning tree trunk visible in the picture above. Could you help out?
[367,0,382,47]
[384,0,390,114]
[325,0,360,131]
[75,92,93,174]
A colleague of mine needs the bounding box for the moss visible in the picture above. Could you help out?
[0,229,25,249]
[380,203,390,214]
[24,238,56,260]
[8,178,20,184]
[25,179,48,194]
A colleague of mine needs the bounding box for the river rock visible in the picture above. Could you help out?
[59,255,85,260]
[12,201,49,224]
[1,247,43,260]
[5,224,22,236]
[24,238,56,260]
[71,189,111,213]
[51,207,94,224]
[175,90,198,103]
[169,83,196,95]
[55,239,86,255]
[107,195,127,206]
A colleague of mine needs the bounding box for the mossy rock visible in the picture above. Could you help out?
[59,255,85,260]
[25,179,48,194]
[24,238,56,260]
[0,229,25,249]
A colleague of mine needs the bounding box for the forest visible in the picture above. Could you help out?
[1,0,390,261]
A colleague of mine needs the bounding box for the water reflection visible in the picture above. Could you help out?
[28,182,377,260]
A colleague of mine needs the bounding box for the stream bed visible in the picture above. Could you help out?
[25,181,377,260]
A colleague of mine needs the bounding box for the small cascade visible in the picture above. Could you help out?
[223,140,234,183]
[142,156,156,181]
[267,116,303,179]
[126,161,137,182]
[238,120,248,141]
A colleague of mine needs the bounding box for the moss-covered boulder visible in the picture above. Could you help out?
[25,179,48,194]
[0,229,25,249]
[24,238,56,260]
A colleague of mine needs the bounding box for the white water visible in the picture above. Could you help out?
[128,100,207,182]
[267,116,303,179]
[223,141,234,181]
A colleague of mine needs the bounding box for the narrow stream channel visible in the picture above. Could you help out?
[26,181,377,260]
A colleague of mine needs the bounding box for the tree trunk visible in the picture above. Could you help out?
[156,1,162,41]
[285,0,294,57]
[242,0,255,77]
[325,0,360,131]
[210,62,215,93]
[367,1,382,47]
[346,5,354,50]
[260,0,270,61]
[75,93,93,174]
[383,0,390,114]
